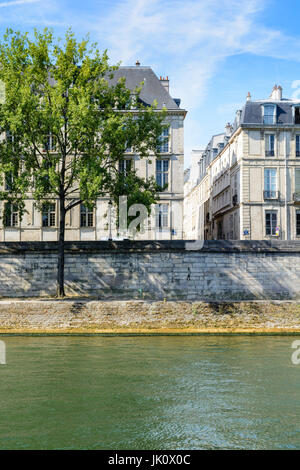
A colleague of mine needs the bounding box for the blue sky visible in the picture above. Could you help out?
[0,0,300,166]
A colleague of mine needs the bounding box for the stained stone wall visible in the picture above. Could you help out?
[0,240,299,300]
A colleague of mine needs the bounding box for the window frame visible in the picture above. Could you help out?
[262,104,277,125]
[42,202,56,227]
[4,203,19,228]
[119,159,133,176]
[264,168,277,199]
[157,127,170,153]
[80,204,94,228]
[296,135,300,157]
[296,210,300,237]
[156,159,169,188]
[265,133,275,157]
[265,210,278,236]
[156,203,169,229]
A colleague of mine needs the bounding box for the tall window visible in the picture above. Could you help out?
[296,135,300,157]
[5,172,14,191]
[43,134,57,152]
[295,107,300,124]
[119,159,132,175]
[4,203,18,227]
[264,168,277,198]
[263,105,276,124]
[297,211,300,236]
[158,127,169,153]
[265,211,277,236]
[265,134,275,157]
[295,169,300,196]
[42,203,56,227]
[156,203,168,229]
[80,204,94,227]
[156,159,169,187]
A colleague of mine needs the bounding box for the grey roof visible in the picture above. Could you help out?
[241,99,300,125]
[109,66,181,110]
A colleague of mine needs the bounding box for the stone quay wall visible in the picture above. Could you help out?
[0,240,299,300]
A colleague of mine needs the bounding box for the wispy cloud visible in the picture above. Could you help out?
[0,0,300,156]
[0,0,39,7]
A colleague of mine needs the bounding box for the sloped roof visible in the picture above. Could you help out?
[241,99,300,125]
[109,66,181,110]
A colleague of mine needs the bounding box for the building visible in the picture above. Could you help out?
[184,85,300,240]
[0,64,187,241]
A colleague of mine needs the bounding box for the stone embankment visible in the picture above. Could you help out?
[0,300,299,334]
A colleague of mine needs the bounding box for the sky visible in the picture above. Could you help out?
[1,0,300,167]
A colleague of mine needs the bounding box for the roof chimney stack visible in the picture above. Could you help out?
[246,92,251,101]
[270,84,282,100]
[160,76,169,93]
[135,60,140,66]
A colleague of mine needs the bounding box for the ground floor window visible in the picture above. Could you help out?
[156,203,168,229]
[80,204,94,227]
[265,210,277,236]
[4,203,18,227]
[42,203,56,227]
[296,211,300,236]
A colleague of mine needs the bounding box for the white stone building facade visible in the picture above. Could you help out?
[184,85,300,241]
[0,65,186,241]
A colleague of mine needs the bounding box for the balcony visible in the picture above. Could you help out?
[265,150,275,157]
[264,190,279,200]
[293,192,300,203]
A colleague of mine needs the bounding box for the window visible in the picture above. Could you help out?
[42,203,56,227]
[263,105,276,125]
[158,127,169,153]
[264,168,277,198]
[119,159,132,175]
[297,211,300,236]
[296,135,300,157]
[265,134,275,157]
[4,203,18,227]
[80,204,94,227]
[156,203,168,229]
[43,134,57,152]
[5,130,14,144]
[265,211,277,236]
[295,169,300,196]
[5,172,14,191]
[156,159,169,187]
[295,107,300,124]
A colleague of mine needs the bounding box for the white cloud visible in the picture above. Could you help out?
[1,0,300,157]
[0,0,39,7]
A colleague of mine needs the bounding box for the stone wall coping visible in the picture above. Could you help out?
[0,240,299,254]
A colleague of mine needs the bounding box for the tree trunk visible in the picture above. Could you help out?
[57,197,66,298]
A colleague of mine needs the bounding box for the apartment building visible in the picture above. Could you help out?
[184,85,300,240]
[1,64,187,241]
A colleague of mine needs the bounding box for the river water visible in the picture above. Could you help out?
[0,336,299,449]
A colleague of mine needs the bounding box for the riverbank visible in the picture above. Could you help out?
[0,299,299,334]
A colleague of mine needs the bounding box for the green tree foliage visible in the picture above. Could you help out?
[0,28,166,296]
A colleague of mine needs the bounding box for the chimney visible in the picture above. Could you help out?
[270,84,282,100]
[135,60,140,66]
[160,75,169,93]
[246,92,251,101]
[225,122,233,136]
[236,109,242,126]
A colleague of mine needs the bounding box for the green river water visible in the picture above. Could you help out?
[0,336,299,450]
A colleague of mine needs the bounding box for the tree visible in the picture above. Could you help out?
[0,29,166,297]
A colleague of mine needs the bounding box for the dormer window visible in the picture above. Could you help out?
[294,106,300,124]
[263,104,276,125]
